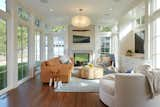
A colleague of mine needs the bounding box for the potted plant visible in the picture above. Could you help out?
[126,50,133,56]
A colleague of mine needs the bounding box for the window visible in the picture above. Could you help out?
[52,26,65,32]
[35,31,40,66]
[99,37,111,56]
[18,7,30,21]
[53,37,64,56]
[151,17,160,68]
[17,26,29,80]
[0,0,6,12]
[98,26,111,32]
[135,16,145,26]
[152,0,160,13]
[45,35,48,60]
[0,18,7,90]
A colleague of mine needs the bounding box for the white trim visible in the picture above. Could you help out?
[0,75,32,95]
[17,76,31,86]
[0,87,12,95]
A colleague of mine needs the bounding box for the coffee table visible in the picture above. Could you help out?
[79,66,103,79]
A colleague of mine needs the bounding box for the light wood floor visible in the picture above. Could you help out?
[0,75,107,107]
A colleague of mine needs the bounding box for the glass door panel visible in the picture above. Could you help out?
[0,18,7,90]
[17,26,29,80]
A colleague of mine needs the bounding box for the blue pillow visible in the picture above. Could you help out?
[126,68,134,73]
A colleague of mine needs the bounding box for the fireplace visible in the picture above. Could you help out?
[74,53,90,66]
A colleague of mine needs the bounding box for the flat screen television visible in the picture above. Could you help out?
[135,30,145,53]
[73,35,90,43]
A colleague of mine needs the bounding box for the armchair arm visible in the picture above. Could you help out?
[115,73,147,107]
[59,64,73,75]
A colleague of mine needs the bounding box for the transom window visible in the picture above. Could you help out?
[18,7,30,21]
[0,0,6,12]
[52,25,65,32]
[98,26,111,32]
[135,16,145,26]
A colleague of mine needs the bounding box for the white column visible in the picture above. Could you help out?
[144,0,150,60]
[28,15,35,78]
[7,0,18,89]
[64,25,69,55]
[48,33,53,59]
[40,32,46,61]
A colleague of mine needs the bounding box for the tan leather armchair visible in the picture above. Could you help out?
[40,57,74,83]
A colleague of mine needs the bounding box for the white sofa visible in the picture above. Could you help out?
[99,73,160,107]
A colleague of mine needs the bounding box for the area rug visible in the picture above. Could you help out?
[54,76,99,92]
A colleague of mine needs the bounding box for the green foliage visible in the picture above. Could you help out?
[0,19,6,55]
[18,62,28,80]
[17,26,28,49]
[17,26,29,80]
[0,72,7,90]
[52,26,65,32]
[75,54,89,62]
[99,26,111,32]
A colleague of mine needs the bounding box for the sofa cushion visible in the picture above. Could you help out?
[100,75,115,96]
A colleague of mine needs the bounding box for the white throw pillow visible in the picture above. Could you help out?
[59,56,70,64]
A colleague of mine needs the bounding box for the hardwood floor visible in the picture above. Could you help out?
[0,76,107,107]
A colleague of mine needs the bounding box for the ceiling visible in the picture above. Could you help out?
[18,0,144,26]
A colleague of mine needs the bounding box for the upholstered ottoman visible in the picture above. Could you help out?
[79,66,103,79]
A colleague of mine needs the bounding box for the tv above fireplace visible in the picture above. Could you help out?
[73,35,90,43]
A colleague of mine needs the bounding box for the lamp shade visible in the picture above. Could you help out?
[71,15,91,28]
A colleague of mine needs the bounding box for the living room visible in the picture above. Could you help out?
[1,0,160,107]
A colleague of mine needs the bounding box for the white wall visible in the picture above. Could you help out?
[119,19,135,55]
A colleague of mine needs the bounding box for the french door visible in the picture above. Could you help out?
[17,26,29,80]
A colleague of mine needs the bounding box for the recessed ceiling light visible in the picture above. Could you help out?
[49,8,54,12]
[108,8,113,11]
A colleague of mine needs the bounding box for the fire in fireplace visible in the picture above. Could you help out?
[74,53,90,66]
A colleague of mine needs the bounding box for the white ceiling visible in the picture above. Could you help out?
[18,0,144,26]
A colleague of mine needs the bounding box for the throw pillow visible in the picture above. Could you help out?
[59,56,71,64]
[104,66,118,75]
[126,68,134,73]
